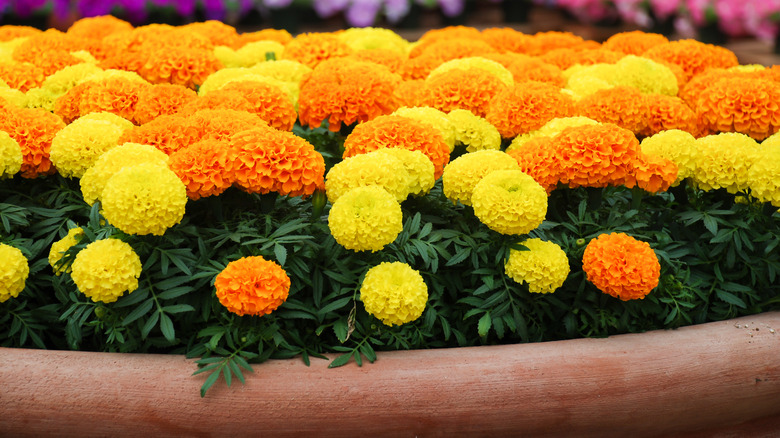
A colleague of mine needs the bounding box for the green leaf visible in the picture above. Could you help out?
[333,317,349,343]
[318,296,352,316]
[274,243,287,266]
[157,287,194,300]
[446,249,470,266]
[715,290,747,308]
[702,215,718,235]
[199,368,222,397]
[328,353,353,368]
[159,313,176,342]
[141,311,160,339]
[122,299,154,326]
[477,312,492,337]
[162,304,195,314]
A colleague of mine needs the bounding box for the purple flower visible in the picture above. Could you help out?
[437,0,465,17]
[383,0,411,23]
[76,0,114,17]
[345,0,382,26]
[313,0,349,18]
[12,0,50,17]
[149,0,197,17]
[200,0,226,20]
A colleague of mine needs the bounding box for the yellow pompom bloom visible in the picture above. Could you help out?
[80,143,170,206]
[70,50,98,64]
[70,239,142,303]
[728,64,765,73]
[0,243,29,303]
[471,169,548,235]
[612,55,678,96]
[215,41,286,68]
[198,69,298,105]
[505,238,570,293]
[508,116,599,152]
[0,87,27,107]
[371,148,435,196]
[338,27,409,53]
[692,133,760,193]
[442,150,520,206]
[447,109,501,152]
[640,130,698,185]
[250,60,313,84]
[328,185,403,252]
[77,111,134,130]
[748,147,780,207]
[360,261,428,326]
[48,227,85,275]
[24,87,58,111]
[41,63,104,96]
[565,74,614,100]
[761,132,780,149]
[101,162,187,236]
[49,117,128,178]
[393,106,456,151]
[0,131,22,179]
[325,151,412,203]
[428,57,514,87]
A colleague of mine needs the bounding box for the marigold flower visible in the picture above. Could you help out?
[393,106,456,151]
[238,29,293,46]
[748,147,780,206]
[136,46,223,89]
[101,162,187,236]
[394,79,427,108]
[639,130,698,185]
[66,15,134,40]
[564,66,615,100]
[540,48,624,71]
[471,169,548,235]
[183,20,240,48]
[401,38,498,80]
[133,84,198,125]
[507,116,599,152]
[505,238,570,293]
[298,58,401,131]
[692,133,760,193]
[0,106,65,178]
[575,86,648,134]
[167,139,233,201]
[506,136,562,193]
[347,49,405,73]
[678,68,733,108]
[642,94,698,137]
[48,227,85,275]
[325,151,412,203]
[117,114,195,156]
[80,142,169,206]
[624,153,678,194]
[486,81,575,138]
[70,239,142,304]
[50,114,131,178]
[696,77,780,141]
[177,88,255,116]
[0,86,28,108]
[230,127,325,198]
[249,60,312,84]
[0,62,45,92]
[442,150,520,206]
[601,31,669,55]
[360,261,428,326]
[371,148,435,196]
[480,27,534,54]
[214,41,286,69]
[187,109,271,144]
[0,25,40,42]
[0,131,22,179]
[281,32,352,68]
[328,185,403,252]
[54,77,151,124]
[338,27,409,53]
[411,26,484,57]
[343,115,450,179]
[218,80,297,131]
[582,233,660,301]
[525,31,587,56]
[423,68,508,118]
[0,243,28,303]
[447,109,502,152]
[611,55,679,96]
[642,39,738,82]
[215,256,291,317]
[427,57,514,87]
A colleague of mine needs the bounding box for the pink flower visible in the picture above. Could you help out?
[650,0,682,20]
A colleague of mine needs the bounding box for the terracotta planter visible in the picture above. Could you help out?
[1,312,779,437]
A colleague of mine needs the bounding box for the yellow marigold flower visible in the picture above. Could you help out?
[371,147,435,196]
[446,109,501,153]
[328,185,403,252]
[337,27,409,54]
[214,256,291,317]
[692,133,760,193]
[442,150,520,206]
[0,130,22,179]
[471,169,548,235]
[325,151,412,203]
[80,142,169,206]
[582,232,660,301]
[70,239,141,304]
[505,238,570,294]
[729,64,765,73]
[762,132,780,149]
[24,87,57,111]
[0,243,28,303]
[249,60,312,84]
[41,62,104,96]
[611,55,678,96]
[0,87,27,107]
[639,130,698,185]
[507,116,599,152]
[748,147,780,207]
[360,261,428,326]
[79,111,134,130]
[198,68,297,105]
[48,227,85,275]
[49,116,129,178]
[427,57,514,87]
[214,40,285,68]
[393,106,456,151]
[101,162,187,236]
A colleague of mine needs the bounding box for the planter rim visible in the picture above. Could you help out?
[1,312,779,437]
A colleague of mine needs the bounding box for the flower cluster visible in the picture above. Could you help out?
[442,150,520,206]
[582,233,660,301]
[215,256,291,317]
[360,262,428,326]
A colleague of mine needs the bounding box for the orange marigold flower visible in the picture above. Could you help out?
[575,86,648,134]
[176,89,255,117]
[525,31,588,56]
[182,20,240,48]
[133,84,198,125]
[66,15,134,40]
[168,138,234,200]
[601,31,669,55]
[642,39,738,82]
[348,49,406,73]
[422,68,507,118]
[411,26,484,57]
[539,48,624,70]
[298,58,401,131]
[624,153,678,194]
[480,27,534,54]
[186,109,271,144]
[102,25,212,55]
[281,32,352,69]
[0,25,40,41]
[118,115,197,156]
[219,80,297,131]
[678,68,733,107]
[55,77,151,124]
[0,62,45,92]
[0,106,65,178]
[582,232,660,301]
[401,38,498,80]
[215,256,290,317]
[481,53,566,87]
[696,77,780,141]
[554,123,640,188]
[641,94,699,137]
[506,136,562,193]
[31,50,85,77]
[343,115,450,179]
[230,127,326,197]
[486,81,575,138]
[394,79,427,108]
[238,29,293,47]
[136,46,223,89]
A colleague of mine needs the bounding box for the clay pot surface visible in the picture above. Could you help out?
[1,312,779,437]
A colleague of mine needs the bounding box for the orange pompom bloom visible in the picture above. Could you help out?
[0,25,40,41]
[230,127,326,197]
[238,28,293,47]
[0,106,65,178]
[554,123,640,188]
[482,53,566,87]
[679,68,733,107]
[136,46,223,89]
[480,27,534,54]
[582,232,660,301]
[695,77,780,141]
[168,138,234,200]
[486,81,575,138]
[219,81,297,131]
[215,256,290,317]
[348,49,406,73]
[133,84,198,125]
[601,31,669,55]
[298,58,401,131]
[641,94,699,137]
[66,15,134,39]
[186,109,271,144]
[343,115,450,179]
[539,48,624,70]
[32,50,86,77]
[394,79,427,108]
[525,31,588,56]
[118,115,197,156]
[411,26,484,57]
[575,86,648,134]
[642,39,738,82]
[282,32,352,68]
[624,153,678,194]
[422,68,507,118]
[0,62,45,92]
[401,38,498,80]
[182,20,240,48]
[176,89,255,117]
[507,136,562,193]
[55,77,150,124]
